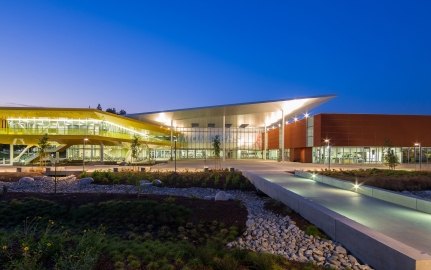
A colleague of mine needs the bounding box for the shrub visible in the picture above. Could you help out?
[304,225,326,239]
[315,168,431,191]
[88,170,255,190]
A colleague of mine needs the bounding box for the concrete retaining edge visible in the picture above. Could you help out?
[243,170,431,270]
[294,171,431,215]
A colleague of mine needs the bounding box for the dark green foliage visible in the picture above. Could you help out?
[89,170,255,190]
[130,134,141,163]
[0,225,105,270]
[304,225,327,239]
[0,197,191,235]
[72,200,191,234]
[37,133,50,166]
[0,195,326,270]
[0,198,67,227]
[213,135,221,158]
[316,168,431,191]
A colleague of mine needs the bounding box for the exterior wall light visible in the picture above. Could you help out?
[414,142,422,171]
[324,139,331,170]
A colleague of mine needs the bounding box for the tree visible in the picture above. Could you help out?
[96,104,102,110]
[212,135,221,169]
[383,139,399,170]
[130,134,141,168]
[106,108,117,114]
[119,109,127,115]
[38,134,50,167]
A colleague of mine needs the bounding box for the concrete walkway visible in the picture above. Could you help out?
[154,160,431,269]
[254,171,431,253]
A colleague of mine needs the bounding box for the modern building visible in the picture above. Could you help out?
[0,95,430,166]
[0,107,172,165]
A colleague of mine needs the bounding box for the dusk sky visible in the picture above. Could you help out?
[0,1,430,115]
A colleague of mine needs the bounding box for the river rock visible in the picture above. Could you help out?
[152,179,163,186]
[215,191,233,201]
[18,177,34,185]
[139,180,152,187]
[78,177,94,187]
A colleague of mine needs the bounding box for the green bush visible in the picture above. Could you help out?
[88,170,255,190]
[304,225,327,239]
[0,224,105,270]
[315,168,431,191]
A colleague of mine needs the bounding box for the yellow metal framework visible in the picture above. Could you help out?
[0,107,172,146]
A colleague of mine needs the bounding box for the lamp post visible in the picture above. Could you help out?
[174,136,177,173]
[83,138,89,172]
[324,139,331,170]
[51,152,58,193]
[414,142,422,171]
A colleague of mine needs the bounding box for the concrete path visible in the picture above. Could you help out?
[154,160,431,269]
[229,162,431,248]
[253,171,431,253]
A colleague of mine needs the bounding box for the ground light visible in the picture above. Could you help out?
[353,179,361,191]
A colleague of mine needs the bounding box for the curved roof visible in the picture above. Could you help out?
[128,95,335,128]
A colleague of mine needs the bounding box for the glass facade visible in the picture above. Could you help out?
[3,118,166,143]
[312,146,403,164]
[0,116,171,165]
[175,127,264,159]
[401,147,431,164]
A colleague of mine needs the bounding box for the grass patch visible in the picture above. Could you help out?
[316,168,431,191]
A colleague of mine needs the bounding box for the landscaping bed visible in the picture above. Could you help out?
[0,192,326,270]
[83,170,256,191]
[0,172,44,182]
[315,168,431,191]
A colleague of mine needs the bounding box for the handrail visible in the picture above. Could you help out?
[0,128,170,144]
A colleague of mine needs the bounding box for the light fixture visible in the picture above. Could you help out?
[353,179,360,191]
[304,112,309,118]
[294,117,298,122]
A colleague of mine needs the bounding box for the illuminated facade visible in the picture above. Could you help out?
[266,113,431,165]
[8,96,430,166]
[0,96,332,165]
[0,108,171,165]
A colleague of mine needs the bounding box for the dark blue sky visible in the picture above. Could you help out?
[1,1,430,114]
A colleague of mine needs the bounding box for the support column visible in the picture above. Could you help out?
[281,110,285,161]
[223,114,226,161]
[264,126,268,160]
[9,144,13,165]
[100,143,104,162]
[170,119,173,160]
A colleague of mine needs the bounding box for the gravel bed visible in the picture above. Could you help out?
[0,176,373,270]
[402,190,431,201]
